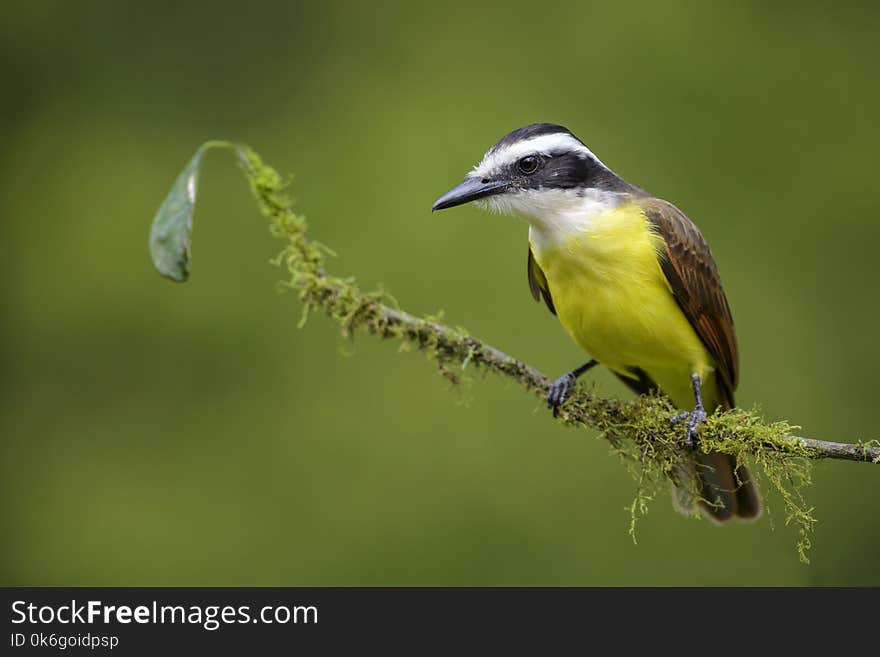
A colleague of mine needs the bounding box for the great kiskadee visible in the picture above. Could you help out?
[432,123,760,522]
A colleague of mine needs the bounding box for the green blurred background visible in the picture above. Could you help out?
[2,1,878,586]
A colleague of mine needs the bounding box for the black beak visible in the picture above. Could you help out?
[432,177,509,212]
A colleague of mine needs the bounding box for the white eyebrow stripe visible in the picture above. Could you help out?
[471,133,603,179]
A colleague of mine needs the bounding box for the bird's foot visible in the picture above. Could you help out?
[670,407,707,449]
[547,373,578,418]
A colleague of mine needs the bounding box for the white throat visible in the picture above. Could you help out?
[478,187,623,252]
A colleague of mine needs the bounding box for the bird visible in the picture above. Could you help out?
[432,123,760,523]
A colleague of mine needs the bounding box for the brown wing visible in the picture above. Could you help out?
[642,199,739,406]
[527,247,556,315]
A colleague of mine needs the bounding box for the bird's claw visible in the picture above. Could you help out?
[547,372,577,418]
[670,408,707,449]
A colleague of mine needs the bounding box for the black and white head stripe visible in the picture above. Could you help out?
[470,123,607,185]
[431,123,636,214]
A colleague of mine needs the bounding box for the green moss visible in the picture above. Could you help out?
[241,147,820,562]
[862,439,880,464]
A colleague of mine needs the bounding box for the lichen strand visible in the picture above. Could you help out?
[240,148,817,562]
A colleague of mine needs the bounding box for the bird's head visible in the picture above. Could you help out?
[432,123,626,223]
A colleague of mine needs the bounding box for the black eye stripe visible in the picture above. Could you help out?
[508,151,603,191]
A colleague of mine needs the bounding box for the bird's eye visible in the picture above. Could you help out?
[517,155,540,175]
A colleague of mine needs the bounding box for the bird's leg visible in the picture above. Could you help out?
[547,359,597,418]
[670,372,707,449]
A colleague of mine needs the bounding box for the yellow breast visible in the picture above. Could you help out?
[530,201,717,409]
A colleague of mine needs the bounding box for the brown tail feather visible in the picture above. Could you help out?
[730,459,761,520]
[677,451,761,523]
[695,451,737,522]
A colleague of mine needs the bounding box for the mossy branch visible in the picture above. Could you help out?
[151,143,879,563]
[242,148,879,466]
